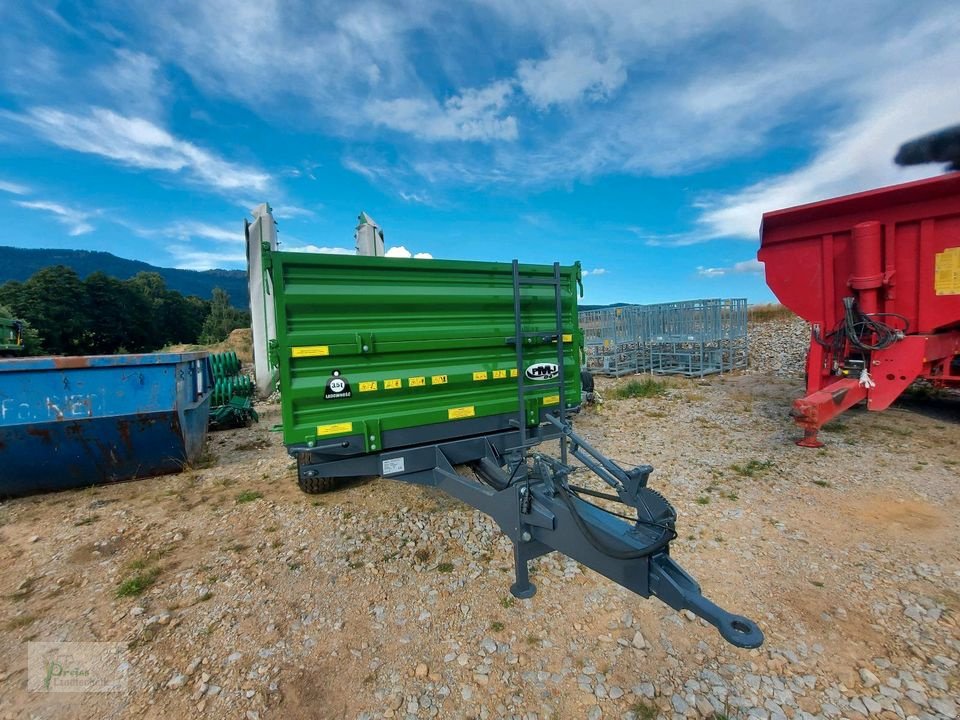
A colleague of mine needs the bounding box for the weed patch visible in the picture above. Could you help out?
[613,377,669,400]
[116,567,160,598]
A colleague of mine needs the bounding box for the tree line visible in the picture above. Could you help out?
[0,265,249,356]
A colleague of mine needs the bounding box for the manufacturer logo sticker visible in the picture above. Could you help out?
[525,362,559,381]
[324,370,352,400]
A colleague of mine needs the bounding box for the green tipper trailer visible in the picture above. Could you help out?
[268,250,582,469]
[249,205,762,649]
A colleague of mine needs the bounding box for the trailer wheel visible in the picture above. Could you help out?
[298,475,342,494]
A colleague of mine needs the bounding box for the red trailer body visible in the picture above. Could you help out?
[758,173,960,446]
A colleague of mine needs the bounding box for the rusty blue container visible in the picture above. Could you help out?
[0,352,213,496]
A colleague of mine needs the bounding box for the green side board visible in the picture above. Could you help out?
[266,249,583,451]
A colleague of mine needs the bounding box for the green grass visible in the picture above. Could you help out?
[235,490,263,504]
[489,621,505,632]
[612,377,669,400]
[696,496,710,505]
[731,459,774,478]
[630,700,658,720]
[116,567,161,598]
[436,562,454,573]
[500,596,515,609]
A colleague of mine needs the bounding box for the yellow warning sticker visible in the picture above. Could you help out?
[544,395,560,405]
[553,334,574,343]
[292,345,329,357]
[492,369,507,379]
[472,371,488,381]
[509,368,518,378]
[358,381,378,392]
[384,378,402,390]
[408,376,426,387]
[448,405,475,419]
[935,247,960,295]
[431,374,448,385]
[317,422,353,436]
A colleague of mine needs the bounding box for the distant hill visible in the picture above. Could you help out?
[578,302,633,311]
[0,246,248,308]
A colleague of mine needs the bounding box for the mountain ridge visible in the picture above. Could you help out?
[0,246,248,308]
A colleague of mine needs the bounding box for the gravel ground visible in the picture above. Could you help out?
[1,321,958,720]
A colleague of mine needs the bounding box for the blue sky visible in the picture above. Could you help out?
[1,1,957,305]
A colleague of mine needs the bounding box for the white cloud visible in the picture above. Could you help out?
[398,191,431,204]
[12,107,271,194]
[696,76,960,240]
[0,179,29,195]
[14,199,95,235]
[272,204,316,219]
[517,41,625,109]
[582,268,608,277]
[169,246,246,270]
[384,246,433,259]
[93,49,169,119]
[171,222,238,243]
[696,259,764,278]
[368,80,518,142]
[283,244,354,255]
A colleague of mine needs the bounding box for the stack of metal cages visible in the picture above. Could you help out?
[580,299,748,379]
[644,298,748,377]
[580,305,646,377]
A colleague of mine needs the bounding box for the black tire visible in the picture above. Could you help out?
[297,475,343,494]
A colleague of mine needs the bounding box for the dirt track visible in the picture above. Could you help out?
[1,366,958,720]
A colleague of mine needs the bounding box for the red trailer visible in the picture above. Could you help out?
[758,173,960,446]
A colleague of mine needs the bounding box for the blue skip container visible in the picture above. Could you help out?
[0,352,213,496]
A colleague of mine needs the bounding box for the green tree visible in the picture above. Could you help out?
[84,272,154,354]
[15,266,89,354]
[199,288,249,344]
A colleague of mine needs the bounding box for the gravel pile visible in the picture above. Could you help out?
[749,316,810,377]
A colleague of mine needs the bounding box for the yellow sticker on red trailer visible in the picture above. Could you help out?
[448,405,475,419]
[384,378,402,390]
[292,345,329,357]
[317,422,353,436]
[431,374,448,385]
[472,371,488,381]
[544,395,560,405]
[408,376,426,387]
[493,369,507,379]
[359,381,378,392]
[935,247,960,295]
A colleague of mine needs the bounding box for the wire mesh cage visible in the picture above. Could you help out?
[580,299,748,378]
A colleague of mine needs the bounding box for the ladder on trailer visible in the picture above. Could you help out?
[509,259,569,464]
